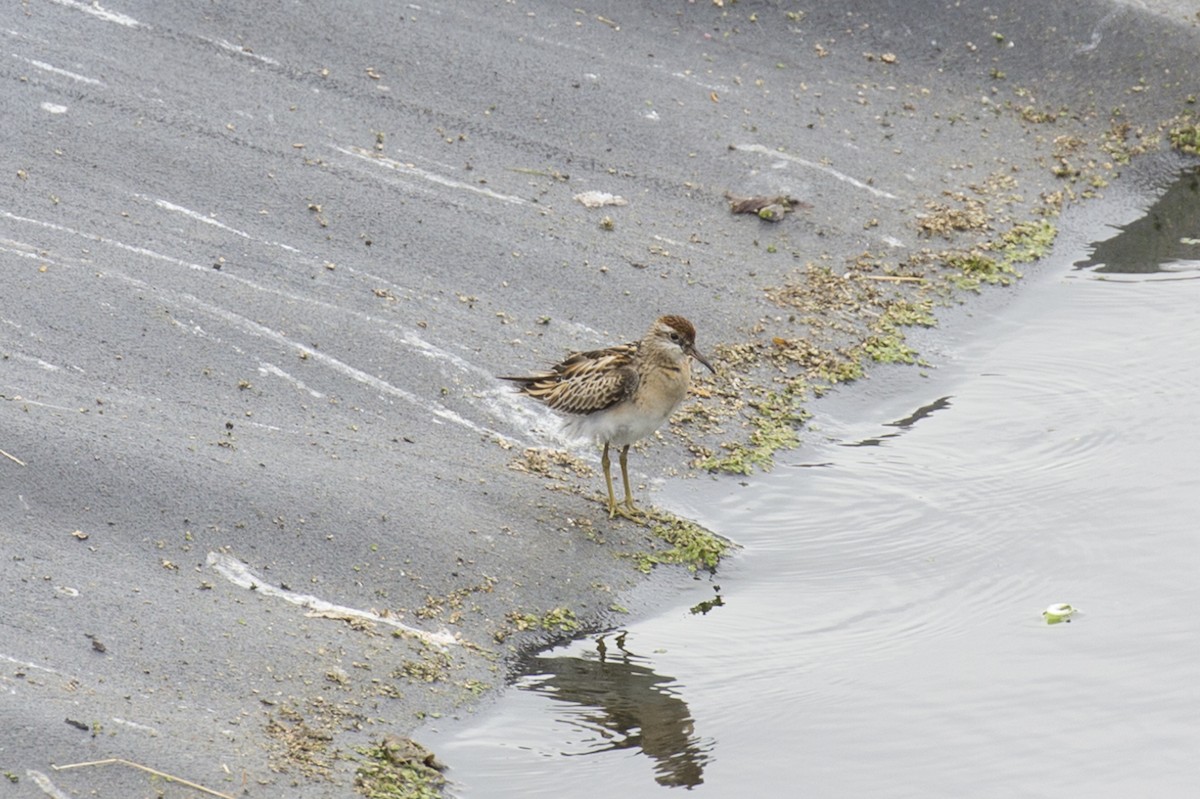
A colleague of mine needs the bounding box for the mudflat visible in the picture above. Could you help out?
[2,1,1197,796]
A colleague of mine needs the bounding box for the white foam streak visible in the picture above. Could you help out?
[0,652,64,676]
[1,208,508,440]
[13,56,103,85]
[47,0,141,28]
[201,36,281,66]
[143,196,301,253]
[25,771,71,799]
[733,143,899,200]
[399,330,492,378]
[334,145,530,206]
[258,361,324,398]
[206,552,459,647]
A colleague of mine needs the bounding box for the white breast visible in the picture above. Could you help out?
[560,361,690,447]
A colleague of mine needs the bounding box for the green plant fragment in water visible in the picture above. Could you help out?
[354,737,445,799]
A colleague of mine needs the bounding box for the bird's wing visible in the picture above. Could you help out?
[502,343,639,415]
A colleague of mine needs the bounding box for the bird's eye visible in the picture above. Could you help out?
[669,332,680,341]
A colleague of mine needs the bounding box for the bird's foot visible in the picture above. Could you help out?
[607,499,643,521]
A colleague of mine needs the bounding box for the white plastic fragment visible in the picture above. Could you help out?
[573,191,628,208]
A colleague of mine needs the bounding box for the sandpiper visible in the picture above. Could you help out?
[503,315,716,518]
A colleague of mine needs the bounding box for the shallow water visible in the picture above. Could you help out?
[422,167,1200,796]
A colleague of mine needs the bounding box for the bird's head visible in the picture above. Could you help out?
[654,315,716,374]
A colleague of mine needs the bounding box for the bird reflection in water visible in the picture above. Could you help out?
[1074,167,1200,275]
[519,632,712,788]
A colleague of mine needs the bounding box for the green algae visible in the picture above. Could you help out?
[1169,116,1200,155]
[507,607,580,634]
[354,738,445,799]
[698,389,807,475]
[631,510,733,573]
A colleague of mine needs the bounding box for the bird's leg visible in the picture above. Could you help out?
[619,444,639,517]
[601,442,619,518]
[601,443,640,520]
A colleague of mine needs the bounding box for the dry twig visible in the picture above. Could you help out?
[51,759,234,799]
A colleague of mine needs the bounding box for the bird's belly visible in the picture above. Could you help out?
[561,401,676,448]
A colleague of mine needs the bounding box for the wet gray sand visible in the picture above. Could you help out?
[2,1,1197,795]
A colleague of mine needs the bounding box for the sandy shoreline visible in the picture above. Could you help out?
[2,1,1198,795]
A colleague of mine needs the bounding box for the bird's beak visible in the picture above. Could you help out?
[689,345,716,374]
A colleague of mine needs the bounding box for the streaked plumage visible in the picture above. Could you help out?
[503,315,715,518]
